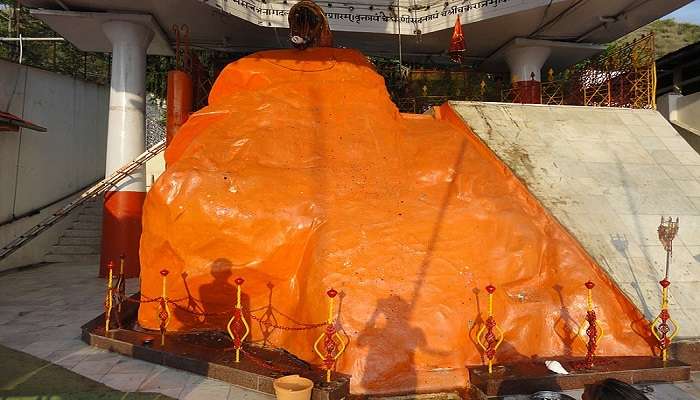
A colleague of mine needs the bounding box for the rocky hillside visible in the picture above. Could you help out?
[617,18,700,58]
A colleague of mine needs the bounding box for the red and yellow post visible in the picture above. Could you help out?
[577,281,604,369]
[314,288,347,383]
[227,277,250,362]
[158,269,171,346]
[651,278,679,361]
[477,284,504,374]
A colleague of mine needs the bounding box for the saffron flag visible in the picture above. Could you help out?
[449,15,466,63]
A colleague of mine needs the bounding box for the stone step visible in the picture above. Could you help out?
[44,253,100,264]
[49,244,99,255]
[80,206,103,216]
[76,214,102,223]
[63,228,101,238]
[59,236,101,246]
[71,221,101,230]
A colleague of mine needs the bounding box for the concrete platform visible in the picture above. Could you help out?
[469,357,690,396]
[451,102,700,341]
[81,296,350,400]
[0,261,699,399]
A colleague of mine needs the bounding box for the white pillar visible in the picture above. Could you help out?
[504,46,551,82]
[102,20,153,188]
[99,20,154,278]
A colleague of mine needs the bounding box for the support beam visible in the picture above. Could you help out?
[504,45,551,104]
[481,38,605,104]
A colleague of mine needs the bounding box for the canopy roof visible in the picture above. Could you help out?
[23,0,691,68]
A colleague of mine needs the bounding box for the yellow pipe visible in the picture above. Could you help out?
[236,283,242,362]
[488,290,493,374]
[662,285,668,361]
[161,271,170,346]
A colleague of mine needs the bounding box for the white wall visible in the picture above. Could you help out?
[0,59,108,222]
[0,59,108,269]
[676,91,700,132]
[657,92,700,153]
[656,92,679,121]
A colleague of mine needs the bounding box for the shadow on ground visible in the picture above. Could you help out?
[0,344,174,400]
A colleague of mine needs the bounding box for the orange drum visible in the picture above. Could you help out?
[166,70,193,147]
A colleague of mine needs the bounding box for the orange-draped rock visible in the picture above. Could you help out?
[139,48,653,395]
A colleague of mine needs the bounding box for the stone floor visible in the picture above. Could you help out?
[0,262,698,400]
[0,262,273,400]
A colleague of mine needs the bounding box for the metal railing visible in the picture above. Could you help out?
[500,33,657,109]
[0,140,166,261]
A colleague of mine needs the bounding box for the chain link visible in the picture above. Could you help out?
[250,313,326,331]
[113,291,326,330]
[108,287,330,374]
[168,299,231,317]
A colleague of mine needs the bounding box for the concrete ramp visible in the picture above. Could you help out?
[451,102,700,338]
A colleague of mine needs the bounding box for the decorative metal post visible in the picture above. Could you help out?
[158,269,171,346]
[314,288,347,383]
[651,216,680,361]
[651,278,679,361]
[104,261,114,333]
[227,277,250,363]
[116,254,126,314]
[658,217,679,279]
[577,281,604,369]
[477,284,504,374]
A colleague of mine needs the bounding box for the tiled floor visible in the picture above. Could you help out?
[0,262,273,400]
[0,262,698,400]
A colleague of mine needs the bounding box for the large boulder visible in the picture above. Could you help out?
[139,48,653,395]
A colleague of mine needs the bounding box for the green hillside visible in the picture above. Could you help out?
[616,18,700,58]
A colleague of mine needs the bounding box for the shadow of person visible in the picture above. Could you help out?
[251,282,278,347]
[198,258,238,329]
[357,295,440,394]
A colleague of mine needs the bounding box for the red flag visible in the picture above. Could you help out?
[449,15,466,63]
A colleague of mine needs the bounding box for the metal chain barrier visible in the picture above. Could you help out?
[102,261,345,378]
[250,313,326,331]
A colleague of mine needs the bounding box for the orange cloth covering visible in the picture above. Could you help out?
[139,48,653,395]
